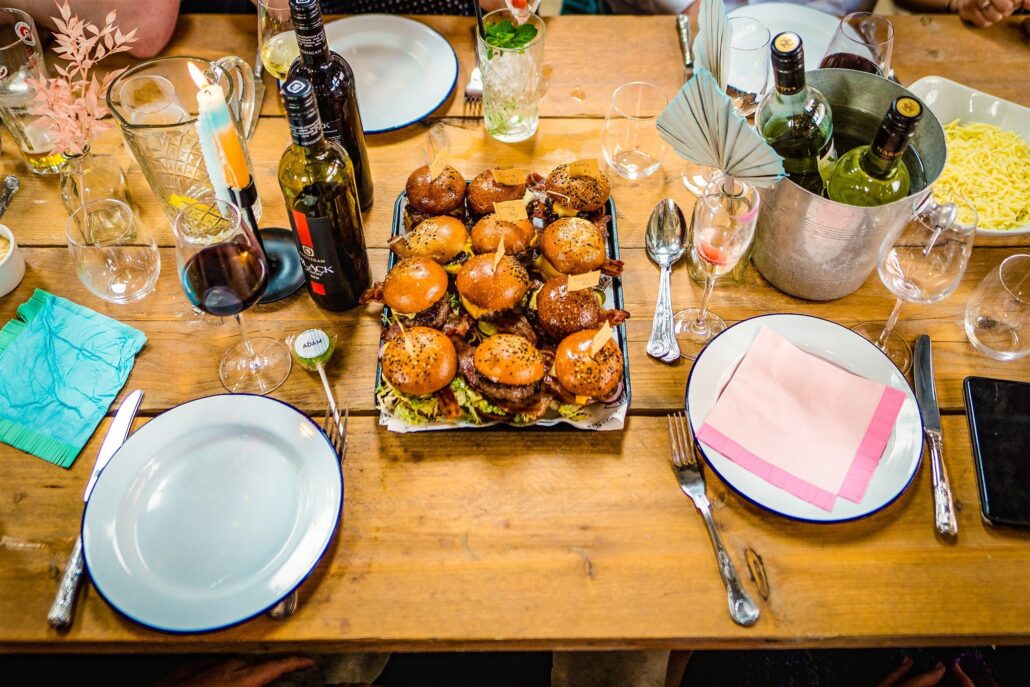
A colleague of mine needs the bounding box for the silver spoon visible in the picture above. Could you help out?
[645,199,686,363]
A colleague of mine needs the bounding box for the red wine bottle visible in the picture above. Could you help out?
[287,0,373,211]
[279,77,371,311]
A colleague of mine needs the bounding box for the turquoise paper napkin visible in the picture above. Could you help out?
[0,289,146,468]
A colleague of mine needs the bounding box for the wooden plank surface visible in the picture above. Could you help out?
[1,13,1029,653]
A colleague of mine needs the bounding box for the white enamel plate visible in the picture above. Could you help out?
[728,3,840,72]
[326,14,458,134]
[82,395,342,633]
[686,314,923,523]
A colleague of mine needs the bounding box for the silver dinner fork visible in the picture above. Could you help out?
[464,26,483,116]
[668,412,760,627]
[268,403,348,620]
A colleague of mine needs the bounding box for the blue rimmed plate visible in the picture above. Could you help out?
[686,314,922,523]
[82,394,342,633]
[326,14,458,134]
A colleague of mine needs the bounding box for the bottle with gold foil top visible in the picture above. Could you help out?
[755,32,834,195]
[278,77,370,311]
[826,96,922,207]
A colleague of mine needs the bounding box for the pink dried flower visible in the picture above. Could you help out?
[25,2,137,156]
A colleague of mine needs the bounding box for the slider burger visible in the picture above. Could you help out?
[467,169,528,216]
[404,164,467,229]
[535,275,630,341]
[466,334,547,412]
[360,257,452,329]
[390,215,472,273]
[537,217,624,279]
[470,214,536,256]
[380,326,461,421]
[455,253,530,320]
[545,163,610,219]
[549,329,624,406]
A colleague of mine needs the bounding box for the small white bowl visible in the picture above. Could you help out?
[908,76,1030,236]
[0,224,25,298]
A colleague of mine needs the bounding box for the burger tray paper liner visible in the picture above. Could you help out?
[375,192,632,433]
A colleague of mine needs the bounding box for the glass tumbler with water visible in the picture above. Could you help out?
[602,81,669,180]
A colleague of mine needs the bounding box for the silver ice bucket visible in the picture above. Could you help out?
[752,70,946,301]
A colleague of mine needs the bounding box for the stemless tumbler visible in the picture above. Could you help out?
[66,199,160,304]
[965,254,1030,362]
[602,81,669,180]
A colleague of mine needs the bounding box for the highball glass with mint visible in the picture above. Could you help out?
[477,10,546,143]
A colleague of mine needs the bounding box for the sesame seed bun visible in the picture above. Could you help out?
[382,257,449,315]
[455,254,530,318]
[467,169,527,216]
[539,217,607,275]
[554,329,623,399]
[470,214,535,255]
[545,164,610,213]
[405,164,467,215]
[392,216,469,263]
[382,326,457,396]
[473,334,545,386]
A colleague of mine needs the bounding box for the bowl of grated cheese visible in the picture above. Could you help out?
[909,76,1030,235]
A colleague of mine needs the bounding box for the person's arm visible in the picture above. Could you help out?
[10,0,181,59]
[896,0,1025,28]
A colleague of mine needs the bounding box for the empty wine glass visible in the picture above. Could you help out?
[725,16,770,118]
[171,193,291,394]
[852,186,977,373]
[66,199,160,304]
[819,12,894,77]
[602,81,669,180]
[258,0,298,81]
[965,254,1030,362]
[674,177,761,359]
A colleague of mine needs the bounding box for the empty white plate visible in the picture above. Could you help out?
[728,3,839,72]
[83,395,342,633]
[326,14,458,134]
[686,314,923,523]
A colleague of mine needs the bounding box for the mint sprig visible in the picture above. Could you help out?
[484,19,538,54]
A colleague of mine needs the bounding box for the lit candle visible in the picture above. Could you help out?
[188,62,251,203]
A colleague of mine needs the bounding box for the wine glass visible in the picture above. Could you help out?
[258,0,298,82]
[819,12,894,77]
[674,177,761,359]
[852,186,977,373]
[682,18,770,195]
[66,199,160,304]
[964,254,1030,362]
[725,16,770,118]
[602,81,669,180]
[171,193,291,394]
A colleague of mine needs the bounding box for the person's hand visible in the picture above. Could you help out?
[156,657,315,687]
[875,656,981,687]
[953,0,1018,28]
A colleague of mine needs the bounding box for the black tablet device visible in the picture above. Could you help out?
[964,377,1030,528]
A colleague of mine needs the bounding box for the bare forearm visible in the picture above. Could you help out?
[9,0,181,58]
[894,0,954,12]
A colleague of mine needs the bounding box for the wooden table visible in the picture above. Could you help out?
[1,14,1029,654]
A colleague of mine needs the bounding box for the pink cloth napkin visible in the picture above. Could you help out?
[696,327,906,511]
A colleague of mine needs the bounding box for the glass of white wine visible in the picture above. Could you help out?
[258,0,299,81]
[852,186,977,373]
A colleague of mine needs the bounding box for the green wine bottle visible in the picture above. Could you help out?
[826,96,923,207]
[279,77,370,311]
[756,32,834,196]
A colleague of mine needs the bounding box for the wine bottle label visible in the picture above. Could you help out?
[290,210,347,298]
[320,117,344,145]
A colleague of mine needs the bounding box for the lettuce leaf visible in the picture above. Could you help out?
[449,377,505,423]
[554,402,588,421]
[376,379,441,425]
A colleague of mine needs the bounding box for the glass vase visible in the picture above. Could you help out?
[59,146,130,214]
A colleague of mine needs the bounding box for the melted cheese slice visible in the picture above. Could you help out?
[552,202,579,218]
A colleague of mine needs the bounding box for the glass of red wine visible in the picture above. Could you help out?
[819,12,894,77]
[172,192,292,394]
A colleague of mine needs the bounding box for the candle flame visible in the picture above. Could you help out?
[187,62,210,89]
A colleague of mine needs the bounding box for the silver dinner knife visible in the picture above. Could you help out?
[47,389,144,629]
[913,336,958,537]
[676,14,694,82]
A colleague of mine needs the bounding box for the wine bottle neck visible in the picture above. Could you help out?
[862,120,915,179]
[292,1,330,63]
